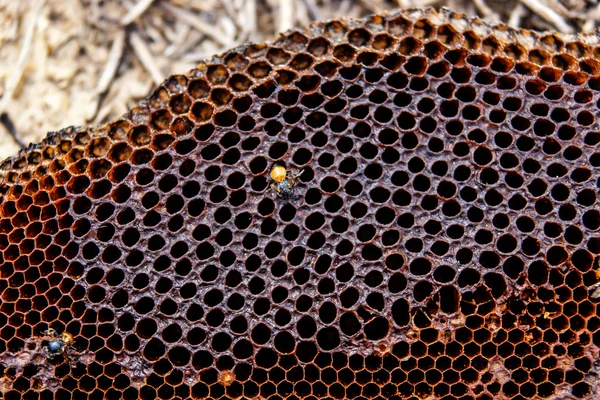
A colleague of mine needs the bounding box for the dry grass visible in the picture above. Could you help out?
[0,0,595,159]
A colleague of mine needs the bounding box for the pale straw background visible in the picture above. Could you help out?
[0,0,596,159]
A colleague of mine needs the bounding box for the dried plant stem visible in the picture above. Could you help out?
[161,2,233,47]
[302,0,320,21]
[96,30,127,95]
[130,30,163,85]
[519,0,574,33]
[87,29,127,123]
[473,0,499,20]
[0,113,24,149]
[508,3,526,28]
[0,0,45,115]
[121,0,156,25]
[279,0,294,33]
[0,0,45,147]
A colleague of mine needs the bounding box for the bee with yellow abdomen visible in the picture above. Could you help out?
[269,164,303,200]
[43,329,76,360]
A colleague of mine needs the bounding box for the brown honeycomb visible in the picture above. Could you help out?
[1,7,600,400]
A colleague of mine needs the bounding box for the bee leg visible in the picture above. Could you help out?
[288,168,305,187]
[44,328,57,338]
[66,351,75,366]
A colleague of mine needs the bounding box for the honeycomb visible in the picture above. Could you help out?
[1,7,600,400]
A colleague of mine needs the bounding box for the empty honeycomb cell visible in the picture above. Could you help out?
[3,8,600,400]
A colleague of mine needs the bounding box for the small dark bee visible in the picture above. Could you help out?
[43,329,75,360]
[269,164,303,200]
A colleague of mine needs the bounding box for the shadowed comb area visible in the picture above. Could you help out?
[1,6,600,400]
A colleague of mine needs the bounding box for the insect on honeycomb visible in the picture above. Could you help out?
[0,7,600,400]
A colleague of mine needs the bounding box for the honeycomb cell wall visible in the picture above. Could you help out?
[0,7,600,400]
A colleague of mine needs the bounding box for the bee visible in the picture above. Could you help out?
[269,164,304,200]
[61,332,74,346]
[589,281,600,299]
[218,370,235,387]
[43,329,75,360]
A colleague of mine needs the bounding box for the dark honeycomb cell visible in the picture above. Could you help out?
[1,7,600,400]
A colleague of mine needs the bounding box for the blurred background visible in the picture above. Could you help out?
[0,0,597,158]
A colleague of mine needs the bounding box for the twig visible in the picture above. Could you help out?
[145,22,166,51]
[97,30,126,95]
[543,0,578,19]
[0,0,45,148]
[218,0,238,25]
[129,30,163,85]
[357,0,386,12]
[508,3,526,28]
[121,0,155,25]
[519,0,574,33]
[161,2,232,47]
[164,23,191,57]
[243,0,257,37]
[473,0,500,21]
[338,0,353,17]
[172,30,203,59]
[87,29,126,123]
[94,100,117,126]
[278,0,294,33]
[582,4,600,32]
[301,0,320,21]
[583,18,595,33]
[0,113,24,149]
[220,16,237,47]
[8,2,22,40]
[0,0,45,113]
